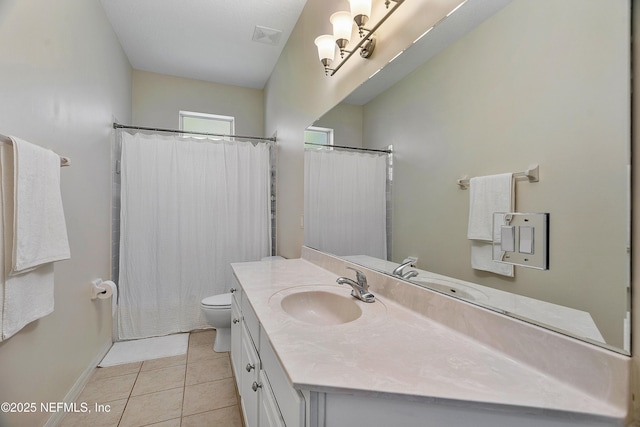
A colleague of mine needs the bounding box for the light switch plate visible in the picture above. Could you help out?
[493,212,549,270]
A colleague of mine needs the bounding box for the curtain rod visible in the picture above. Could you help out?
[113,123,276,142]
[305,142,392,154]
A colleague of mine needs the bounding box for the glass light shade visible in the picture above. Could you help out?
[349,0,371,19]
[314,35,336,62]
[330,11,353,43]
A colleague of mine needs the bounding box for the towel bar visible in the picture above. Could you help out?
[0,134,70,167]
[457,164,539,189]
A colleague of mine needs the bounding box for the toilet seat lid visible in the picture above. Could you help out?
[202,293,232,307]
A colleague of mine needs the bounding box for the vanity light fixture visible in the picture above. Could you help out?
[349,0,372,36]
[315,0,404,76]
[314,34,336,71]
[330,11,353,57]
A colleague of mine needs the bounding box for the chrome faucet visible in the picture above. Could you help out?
[392,257,418,279]
[336,267,375,303]
[401,270,419,279]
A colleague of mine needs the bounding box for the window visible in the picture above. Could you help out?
[179,110,235,138]
[304,126,334,149]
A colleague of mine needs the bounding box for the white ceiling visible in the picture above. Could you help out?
[100,0,308,89]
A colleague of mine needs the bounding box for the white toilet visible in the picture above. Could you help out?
[200,292,233,352]
[201,256,284,352]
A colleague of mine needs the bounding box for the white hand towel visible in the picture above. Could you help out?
[467,173,514,277]
[9,136,70,273]
[467,173,514,241]
[470,241,515,277]
[0,142,55,340]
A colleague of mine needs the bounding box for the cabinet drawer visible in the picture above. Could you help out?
[242,296,260,349]
[260,328,305,427]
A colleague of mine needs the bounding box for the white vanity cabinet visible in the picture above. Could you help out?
[231,279,304,427]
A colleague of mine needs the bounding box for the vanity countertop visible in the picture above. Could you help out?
[231,257,626,422]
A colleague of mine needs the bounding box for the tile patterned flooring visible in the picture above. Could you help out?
[61,330,243,427]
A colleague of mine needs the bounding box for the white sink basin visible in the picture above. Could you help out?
[269,285,387,326]
[280,290,363,325]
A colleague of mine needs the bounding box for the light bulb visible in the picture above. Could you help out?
[349,0,371,32]
[330,11,353,55]
[314,35,336,73]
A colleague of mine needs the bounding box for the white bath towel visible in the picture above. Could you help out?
[467,173,514,277]
[9,136,70,273]
[467,173,513,241]
[0,140,57,341]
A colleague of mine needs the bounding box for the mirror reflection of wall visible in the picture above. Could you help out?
[312,103,363,148]
[305,0,630,353]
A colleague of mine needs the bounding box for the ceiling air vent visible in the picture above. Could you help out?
[252,25,283,46]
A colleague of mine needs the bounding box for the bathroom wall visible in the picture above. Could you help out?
[131,70,264,135]
[0,0,131,426]
[264,0,468,259]
[361,0,629,349]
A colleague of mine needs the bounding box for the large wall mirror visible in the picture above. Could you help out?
[304,0,631,354]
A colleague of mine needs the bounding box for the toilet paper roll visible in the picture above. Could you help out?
[96,281,114,299]
[96,281,117,316]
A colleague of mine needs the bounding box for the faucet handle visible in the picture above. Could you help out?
[346,266,367,285]
[402,256,418,266]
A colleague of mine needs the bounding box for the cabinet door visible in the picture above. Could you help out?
[231,295,243,385]
[258,370,286,427]
[260,329,305,427]
[240,324,260,427]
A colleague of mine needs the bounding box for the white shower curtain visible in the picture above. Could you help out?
[304,148,387,259]
[118,132,271,340]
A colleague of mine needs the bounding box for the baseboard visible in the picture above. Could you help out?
[43,339,113,427]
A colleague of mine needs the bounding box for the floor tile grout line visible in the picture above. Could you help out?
[129,384,186,399]
[180,334,192,423]
[181,401,241,420]
[116,363,142,427]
